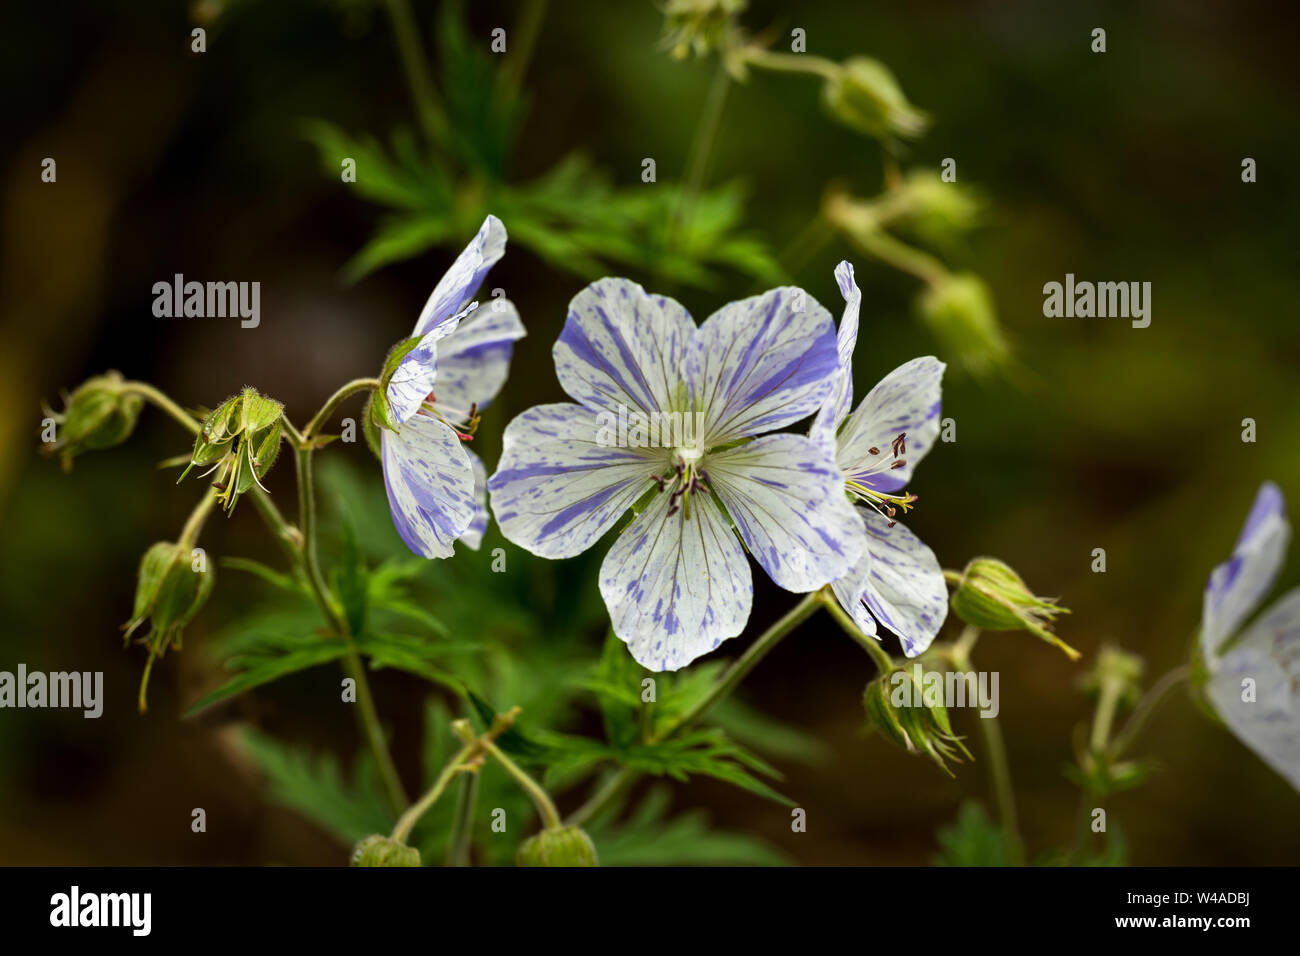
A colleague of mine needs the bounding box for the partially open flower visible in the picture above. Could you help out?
[41,370,143,471]
[950,557,1079,659]
[180,387,284,514]
[516,826,598,867]
[351,835,421,868]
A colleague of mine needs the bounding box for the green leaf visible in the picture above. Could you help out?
[934,801,1010,866]
[219,556,303,594]
[241,731,393,844]
[184,642,349,717]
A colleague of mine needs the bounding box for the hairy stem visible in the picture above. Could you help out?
[121,381,201,435]
[818,587,895,673]
[391,742,474,845]
[302,377,379,442]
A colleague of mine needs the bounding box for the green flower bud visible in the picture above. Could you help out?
[180,387,284,514]
[916,273,1010,378]
[41,370,143,471]
[123,541,214,650]
[516,826,599,867]
[822,57,928,142]
[896,171,984,247]
[351,835,421,868]
[1079,645,1144,707]
[864,665,971,776]
[950,557,1079,660]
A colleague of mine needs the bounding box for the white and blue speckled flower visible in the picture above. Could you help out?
[1200,481,1300,792]
[381,215,525,558]
[488,277,865,671]
[811,261,948,657]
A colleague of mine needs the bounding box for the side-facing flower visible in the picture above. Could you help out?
[371,215,525,557]
[1199,481,1300,792]
[811,261,948,657]
[488,278,865,670]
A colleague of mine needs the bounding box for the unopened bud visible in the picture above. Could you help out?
[864,665,971,775]
[41,371,143,471]
[916,273,1010,378]
[822,57,927,142]
[516,826,599,867]
[351,835,421,868]
[950,557,1078,659]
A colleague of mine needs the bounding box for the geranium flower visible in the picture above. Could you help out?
[810,261,948,656]
[380,215,525,557]
[488,278,865,670]
[1201,481,1300,792]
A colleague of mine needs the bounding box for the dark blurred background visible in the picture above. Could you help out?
[2,0,1298,865]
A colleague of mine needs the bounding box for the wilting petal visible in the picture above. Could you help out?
[853,507,948,657]
[459,447,489,551]
[811,261,863,455]
[837,356,944,492]
[1203,482,1290,657]
[599,488,752,671]
[694,287,838,445]
[386,309,466,425]
[554,278,696,419]
[706,434,865,592]
[488,403,661,559]
[412,215,507,336]
[436,298,526,412]
[381,414,476,559]
[1207,587,1300,792]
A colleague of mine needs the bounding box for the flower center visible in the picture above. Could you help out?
[419,390,479,442]
[844,431,918,526]
[654,449,712,520]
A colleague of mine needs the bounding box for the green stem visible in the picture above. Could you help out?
[178,489,218,549]
[847,228,948,286]
[302,378,379,443]
[673,59,731,240]
[391,743,473,844]
[819,588,895,673]
[467,730,561,830]
[741,47,840,81]
[1108,664,1191,760]
[293,441,408,815]
[383,0,447,143]
[121,382,201,435]
[445,771,480,866]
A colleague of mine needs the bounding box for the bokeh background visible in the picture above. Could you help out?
[2,0,1297,865]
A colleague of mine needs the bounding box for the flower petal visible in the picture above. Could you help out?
[599,488,752,671]
[381,414,476,559]
[386,309,466,425]
[1203,481,1290,657]
[554,278,696,419]
[851,507,947,657]
[488,403,660,559]
[1207,587,1300,793]
[836,356,945,492]
[436,297,526,412]
[693,286,838,445]
[459,447,489,551]
[706,433,865,592]
[413,215,507,336]
[811,261,862,454]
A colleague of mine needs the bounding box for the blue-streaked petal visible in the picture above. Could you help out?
[1203,482,1290,657]
[705,433,865,592]
[1207,587,1300,792]
[854,507,947,657]
[693,286,838,445]
[554,278,696,418]
[829,514,879,639]
[837,356,944,491]
[599,488,752,672]
[811,261,862,455]
[436,298,526,412]
[459,447,488,551]
[412,215,507,336]
[386,309,466,425]
[381,414,476,559]
[488,403,661,559]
